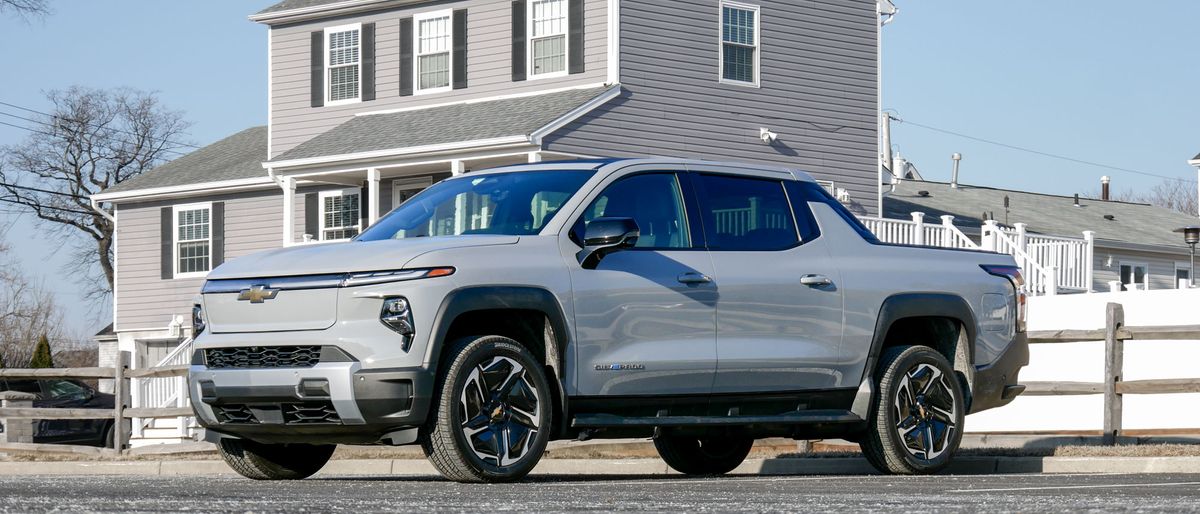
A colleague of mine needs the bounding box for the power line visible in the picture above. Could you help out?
[0,111,189,157]
[889,115,1194,183]
[0,197,95,216]
[0,181,89,200]
[0,99,202,150]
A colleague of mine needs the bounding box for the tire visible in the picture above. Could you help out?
[654,435,754,475]
[102,424,115,449]
[420,336,553,483]
[217,438,336,480]
[859,345,965,475]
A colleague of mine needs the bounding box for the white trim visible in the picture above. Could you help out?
[354,82,611,117]
[267,28,274,160]
[280,175,296,245]
[717,1,761,88]
[91,176,275,202]
[325,23,364,107]
[606,0,620,85]
[112,206,119,332]
[527,0,570,80]
[541,150,601,160]
[250,0,404,24]
[318,188,362,241]
[281,149,543,179]
[530,85,622,144]
[266,136,531,170]
[1117,260,1150,291]
[413,9,455,96]
[367,167,381,225]
[392,176,434,209]
[172,202,213,280]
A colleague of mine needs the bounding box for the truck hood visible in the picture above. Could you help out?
[207,235,519,279]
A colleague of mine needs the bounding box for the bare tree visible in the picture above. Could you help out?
[0,0,50,20]
[0,87,191,299]
[0,241,66,368]
[1092,178,1199,217]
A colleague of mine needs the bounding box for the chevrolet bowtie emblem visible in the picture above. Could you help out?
[237,285,280,304]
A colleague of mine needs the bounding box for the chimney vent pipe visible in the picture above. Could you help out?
[1101,175,1111,201]
[950,153,962,189]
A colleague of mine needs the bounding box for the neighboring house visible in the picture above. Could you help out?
[882,179,1199,293]
[90,0,884,443]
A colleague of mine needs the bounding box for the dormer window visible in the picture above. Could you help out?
[415,10,453,93]
[326,23,362,104]
[529,0,568,78]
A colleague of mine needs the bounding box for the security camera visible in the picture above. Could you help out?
[759,127,778,144]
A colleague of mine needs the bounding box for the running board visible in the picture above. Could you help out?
[571,410,862,428]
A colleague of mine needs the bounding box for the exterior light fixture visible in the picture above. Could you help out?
[1174,226,1200,287]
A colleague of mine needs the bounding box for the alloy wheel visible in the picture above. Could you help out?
[892,363,958,461]
[458,356,541,467]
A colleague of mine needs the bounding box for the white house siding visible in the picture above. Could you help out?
[114,189,284,331]
[270,0,610,158]
[544,0,879,214]
[1092,245,1192,292]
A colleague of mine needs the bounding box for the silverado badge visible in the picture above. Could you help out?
[237,285,280,304]
[595,363,645,371]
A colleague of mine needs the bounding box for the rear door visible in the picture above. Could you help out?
[687,168,845,393]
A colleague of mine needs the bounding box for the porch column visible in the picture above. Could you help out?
[1083,230,1096,292]
[450,160,465,176]
[280,175,295,246]
[367,168,381,226]
[528,152,543,163]
[910,212,925,246]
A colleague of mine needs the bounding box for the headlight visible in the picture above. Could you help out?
[191,303,206,336]
[380,297,414,349]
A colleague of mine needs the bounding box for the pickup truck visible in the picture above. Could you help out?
[188,158,1028,482]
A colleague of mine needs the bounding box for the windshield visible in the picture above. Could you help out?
[357,170,594,241]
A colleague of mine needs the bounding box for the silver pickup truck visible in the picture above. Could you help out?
[188,158,1028,482]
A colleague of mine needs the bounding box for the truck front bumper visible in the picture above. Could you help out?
[189,360,434,445]
[968,332,1029,414]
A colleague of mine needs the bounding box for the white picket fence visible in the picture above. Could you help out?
[130,337,196,442]
[860,212,1095,296]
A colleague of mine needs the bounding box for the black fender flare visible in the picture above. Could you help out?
[424,286,572,436]
[863,293,978,400]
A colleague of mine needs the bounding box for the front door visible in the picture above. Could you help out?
[688,169,846,394]
[566,170,717,397]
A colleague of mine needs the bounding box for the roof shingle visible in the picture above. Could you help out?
[256,0,348,15]
[100,126,267,194]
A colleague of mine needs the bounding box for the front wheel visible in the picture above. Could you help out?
[217,438,336,480]
[420,336,553,483]
[860,345,965,474]
[654,435,754,475]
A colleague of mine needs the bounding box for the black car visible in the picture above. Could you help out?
[0,378,115,447]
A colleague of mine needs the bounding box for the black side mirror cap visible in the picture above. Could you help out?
[577,217,640,269]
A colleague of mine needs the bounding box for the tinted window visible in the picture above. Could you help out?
[694,174,798,251]
[784,181,821,243]
[44,379,90,400]
[797,181,879,243]
[573,173,691,249]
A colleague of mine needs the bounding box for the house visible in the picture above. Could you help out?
[89,0,885,444]
[882,179,1199,292]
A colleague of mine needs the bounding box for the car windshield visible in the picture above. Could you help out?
[357,170,594,241]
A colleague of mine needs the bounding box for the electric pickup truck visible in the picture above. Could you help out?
[188,158,1028,482]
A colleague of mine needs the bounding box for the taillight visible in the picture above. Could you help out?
[982,265,1027,333]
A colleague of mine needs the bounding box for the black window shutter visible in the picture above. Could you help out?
[362,23,376,101]
[452,10,468,90]
[511,0,526,82]
[310,31,324,107]
[399,18,414,97]
[160,207,173,280]
[304,193,319,240]
[568,0,584,74]
[211,202,225,268]
[359,183,370,230]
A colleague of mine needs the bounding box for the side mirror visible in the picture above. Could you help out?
[577,217,640,269]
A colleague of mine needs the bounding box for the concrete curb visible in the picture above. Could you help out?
[3,456,1200,476]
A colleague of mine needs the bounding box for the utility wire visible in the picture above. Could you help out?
[889,115,1194,183]
[0,181,89,200]
[0,197,96,216]
[0,99,202,150]
[0,111,188,157]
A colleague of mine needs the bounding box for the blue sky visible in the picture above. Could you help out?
[1,0,1198,339]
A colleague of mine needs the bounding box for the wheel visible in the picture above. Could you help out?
[420,336,553,483]
[103,424,115,449]
[654,435,754,475]
[859,345,965,475]
[217,438,336,480]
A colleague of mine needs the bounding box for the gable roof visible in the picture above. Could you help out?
[884,180,1199,251]
[268,85,620,167]
[256,0,347,15]
[99,126,268,195]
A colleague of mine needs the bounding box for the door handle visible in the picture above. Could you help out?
[677,272,713,285]
[800,274,833,287]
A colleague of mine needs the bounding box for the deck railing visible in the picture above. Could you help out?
[859,213,979,250]
[131,337,195,439]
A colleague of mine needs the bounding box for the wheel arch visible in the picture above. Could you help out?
[863,293,978,408]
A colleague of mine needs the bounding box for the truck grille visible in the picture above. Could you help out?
[215,405,258,424]
[213,402,341,425]
[283,402,341,424]
[204,346,321,369]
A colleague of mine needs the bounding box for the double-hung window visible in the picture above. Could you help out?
[529,0,568,77]
[415,11,453,93]
[720,2,760,86]
[175,203,212,277]
[326,24,361,104]
[320,189,361,241]
[1119,262,1149,291]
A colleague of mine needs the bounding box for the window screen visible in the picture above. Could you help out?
[328,28,360,102]
[721,4,758,84]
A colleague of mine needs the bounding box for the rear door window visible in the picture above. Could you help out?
[692,174,798,251]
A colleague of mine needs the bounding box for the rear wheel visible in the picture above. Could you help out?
[217,438,336,480]
[654,435,754,475]
[860,345,965,474]
[420,336,553,483]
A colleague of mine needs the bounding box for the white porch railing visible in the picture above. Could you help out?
[859,213,979,250]
[982,221,1059,295]
[131,337,196,440]
[1000,225,1095,292]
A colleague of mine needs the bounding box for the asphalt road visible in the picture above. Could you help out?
[1,473,1199,512]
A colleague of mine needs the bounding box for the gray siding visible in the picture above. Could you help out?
[1092,245,1191,292]
[114,189,284,331]
[545,0,879,214]
[270,0,610,158]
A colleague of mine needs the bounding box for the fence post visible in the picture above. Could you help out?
[982,220,999,252]
[0,391,37,444]
[113,351,130,454]
[1014,222,1028,253]
[1083,231,1096,293]
[940,215,956,247]
[911,212,925,246]
[1046,266,1059,296]
[1103,302,1125,445]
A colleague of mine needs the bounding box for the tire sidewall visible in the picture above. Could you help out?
[876,346,965,473]
[443,337,553,480]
